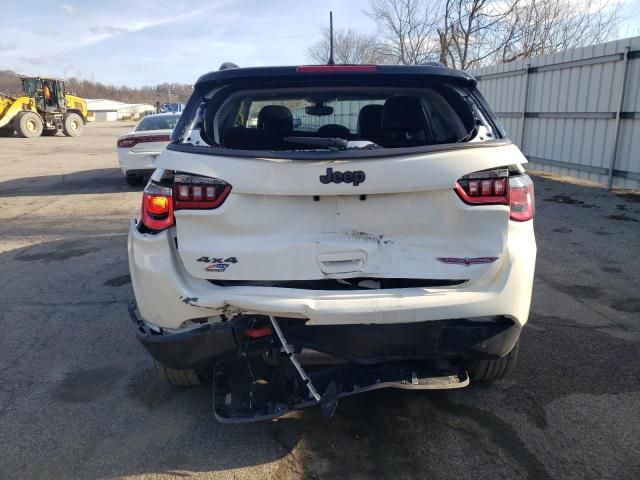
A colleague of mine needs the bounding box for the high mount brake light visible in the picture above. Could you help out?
[141,183,174,230]
[296,65,378,73]
[117,135,171,148]
[455,169,535,221]
[173,174,232,210]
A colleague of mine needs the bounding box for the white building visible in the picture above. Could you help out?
[86,99,155,121]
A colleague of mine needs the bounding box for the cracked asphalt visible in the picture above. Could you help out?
[0,123,639,479]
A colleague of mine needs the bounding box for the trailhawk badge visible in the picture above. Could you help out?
[437,257,499,267]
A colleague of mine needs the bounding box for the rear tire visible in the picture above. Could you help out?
[466,340,519,382]
[15,112,43,138]
[63,113,83,137]
[125,175,144,186]
[155,361,202,387]
[0,126,14,137]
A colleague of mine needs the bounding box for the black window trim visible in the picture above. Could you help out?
[166,137,512,161]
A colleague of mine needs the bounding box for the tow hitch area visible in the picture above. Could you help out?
[213,316,469,423]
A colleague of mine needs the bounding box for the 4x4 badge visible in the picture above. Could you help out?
[320,167,366,186]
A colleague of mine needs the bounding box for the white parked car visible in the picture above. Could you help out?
[117,113,180,185]
[128,64,536,422]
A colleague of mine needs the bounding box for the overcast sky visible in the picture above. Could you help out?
[1,0,638,87]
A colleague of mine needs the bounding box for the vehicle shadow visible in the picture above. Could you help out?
[0,168,143,197]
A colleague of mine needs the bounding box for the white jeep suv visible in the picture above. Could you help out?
[128,64,536,422]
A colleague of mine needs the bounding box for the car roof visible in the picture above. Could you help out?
[194,65,476,92]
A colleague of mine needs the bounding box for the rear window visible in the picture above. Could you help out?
[135,114,180,131]
[176,82,499,156]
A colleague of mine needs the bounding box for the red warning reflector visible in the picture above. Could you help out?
[245,325,273,339]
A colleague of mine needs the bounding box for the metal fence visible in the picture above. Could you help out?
[471,37,640,190]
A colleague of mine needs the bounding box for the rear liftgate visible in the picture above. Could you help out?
[213,316,469,423]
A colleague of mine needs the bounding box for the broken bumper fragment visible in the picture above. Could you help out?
[130,305,520,421]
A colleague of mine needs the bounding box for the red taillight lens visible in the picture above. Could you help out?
[117,135,171,148]
[117,138,137,148]
[509,175,535,221]
[173,173,232,210]
[244,325,273,339]
[455,169,535,222]
[141,183,174,230]
[455,169,510,205]
[296,65,378,73]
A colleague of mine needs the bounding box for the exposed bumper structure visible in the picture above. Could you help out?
[127,219,536,331]
[130,303,522,370]
[130,304,520,422]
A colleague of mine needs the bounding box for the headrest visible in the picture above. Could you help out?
[381,96,425,132]
[357,104,383,138]
[317,124,351,138]
[258,105,293,136]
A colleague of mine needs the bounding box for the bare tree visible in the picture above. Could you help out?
[306,0,621,70]
[306,28,387,64]
[497,0,619,63]
[366,0,442,64]
[437,0,520,70]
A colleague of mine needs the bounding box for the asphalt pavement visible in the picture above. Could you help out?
[0,123,638,479]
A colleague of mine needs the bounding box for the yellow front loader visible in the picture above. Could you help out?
[0,77,94,138]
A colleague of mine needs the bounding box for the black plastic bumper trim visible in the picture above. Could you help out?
[129,304,240,370]
[129,305,521,370]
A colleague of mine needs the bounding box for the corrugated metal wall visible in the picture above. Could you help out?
[471,37,640,189]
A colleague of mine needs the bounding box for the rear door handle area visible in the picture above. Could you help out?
[317,251,367,274]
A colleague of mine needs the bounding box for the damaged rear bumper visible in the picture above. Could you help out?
[129,304,521,370]
[130,305,520,422]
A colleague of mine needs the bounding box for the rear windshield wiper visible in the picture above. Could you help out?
[284,136,348,150]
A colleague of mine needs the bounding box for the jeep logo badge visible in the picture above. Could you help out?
[319,167,366,186]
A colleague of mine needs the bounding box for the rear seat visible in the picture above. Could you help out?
[222,105,294,150]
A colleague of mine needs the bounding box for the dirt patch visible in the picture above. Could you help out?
[15,247,99,262]
[610,299,640,313]
[552,226,573,233]
[600,265,622,274]
[544,194,594,208]
[608,213,638,222]
[616,192,640,203]
[15,240,99,263]
[556,284,603,299]
[104,274,131,287]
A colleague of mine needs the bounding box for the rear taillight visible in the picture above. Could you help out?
[141,183,174,230]
[173,174,231,210]
[140,174,232,230]
[455,169,510,205]
[117,135,171,148]
[455,169,535,221]
[508,174,535,221]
